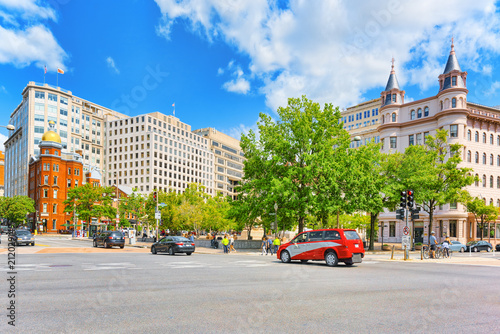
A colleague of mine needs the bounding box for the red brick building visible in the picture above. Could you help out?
[28,124,86,233]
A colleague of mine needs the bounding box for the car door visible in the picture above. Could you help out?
[165,237,173,252]
[307,231,325,260]
[288,233,309,260]
[157,238,168,252]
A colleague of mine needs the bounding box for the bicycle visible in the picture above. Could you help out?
[422,244,430,259]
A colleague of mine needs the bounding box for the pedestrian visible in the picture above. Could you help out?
[229,234,236,253]
[211,233,217,248]
[273,235,281,254]
[222,235,230,253]
[429,231,438,258]
[443,235,451,257]
[189,233,195,243]
[261,236,268,255]
[142,231,147,242]
[267,236,274,255]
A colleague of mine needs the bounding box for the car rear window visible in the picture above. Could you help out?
[172,237,189,242]
[110,232,124,237]
[344,231,361,240]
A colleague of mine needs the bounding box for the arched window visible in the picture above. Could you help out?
[498,135,500,146]
[498,155,500,166]
[497,199,500,207]
[452,98,457,108]
[381,116,385,124]
[424,106,429,117]
[417,108,422,118]
[410,110,415,120]
[497,176,500,188]
[440,101,443,110]
[483,132,487,143]
[475,131,479,142]
[467,130,471,141]
[490,175,494,188]
[483,174,486,187]
[392,113,396,122]
[491,154,494,165]
[490,134,494,144]
[490,198,494,205]
[392,94,397,102]
[475,152,479,163]
[483,153,487,164]
[386,94,391,103]
[475,174,479,187]
[467,151,471,162]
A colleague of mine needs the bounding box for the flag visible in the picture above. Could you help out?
[172,103,175,107]
[57,68,64,74]
[44,65,47,74]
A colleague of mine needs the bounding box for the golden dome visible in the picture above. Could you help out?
[41,131,61,143]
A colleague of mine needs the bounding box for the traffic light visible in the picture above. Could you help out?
[407,190,414,209]
[153,191,157,201]
[411,208,420,220]
[400,190,407,209]
[396,208,405,220]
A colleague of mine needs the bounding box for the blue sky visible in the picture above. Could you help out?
[1,0,500,149]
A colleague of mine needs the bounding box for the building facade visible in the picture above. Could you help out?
[0,151,4,197]
[106,112,214,196]
[350,43,500,247]
[341,98,382,148]
[5,82,126,197]
[193,127,244,200]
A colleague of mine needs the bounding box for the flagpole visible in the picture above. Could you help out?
[57,71,58,87]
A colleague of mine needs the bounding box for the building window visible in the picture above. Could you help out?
[449,220,457,237]
[490,175,494,188]
[475,131,479,142]
[416,133,422,145]
[450,202,457,209]
[498,135,500,146]
[483,132,486,143]
[52,204,57,213]
[483,153,487,165]
[497,176,500,189]
[424,106,429,117]
[475,174,479,187]
[43,189,48,197]
[491,154,494,165]
[392,94,396,102]
[467,130,471,141]
[53,189,57,199]
[390,137,397,149]
[467,151,471,162]
[42,203,47,213]
[424,132,429,144]
[475,152,479,163]
[392,113,396,122]
[52,219,57,230]
[410,110,415,120]
[409,135,414,146]
[490,134,494,145]
[417,108,422,118]
[450,125,458,138]
[440,101,443,110]
[483,174,486,187]
[389,222,396,237]
[452,98,457,108]
[452,76,457,86]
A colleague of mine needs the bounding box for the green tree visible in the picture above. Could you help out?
[239,95,351,233]
[0,196,35,227]
[118,188,146,228]
[399,129,474,237]
[463,196,499,241]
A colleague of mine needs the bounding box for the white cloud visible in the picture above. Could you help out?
[226,119,260,142]
[106,56,120,74]
[154,0,500,112]
[0,133,8,152]
[223,77,250,94]
[0,0,67,71]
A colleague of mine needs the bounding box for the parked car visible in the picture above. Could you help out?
[93,231,125,249]
[439,240,467,252]
[14,230,35,246]
[151,236,195,255]
[496,244,500,252]
[277,229,365,267]
[466,240,492,252]
[0,226,9,234]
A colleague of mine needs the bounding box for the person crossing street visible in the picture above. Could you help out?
[221,235,230,254]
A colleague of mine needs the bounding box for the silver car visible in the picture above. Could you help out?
[14,230,35,246]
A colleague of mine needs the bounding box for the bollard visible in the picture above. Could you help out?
[391,245,395,260]
[403,246,407,261]
[420,247,423,260]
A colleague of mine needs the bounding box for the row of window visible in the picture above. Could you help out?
[466,151,500,166]
[473,174,500,189]
[467,130,500,145]
[343,109,379,123]
[35,91,68,105]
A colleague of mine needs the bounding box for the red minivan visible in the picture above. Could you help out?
[277,229,365,266]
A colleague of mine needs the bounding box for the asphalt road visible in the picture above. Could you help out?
[0,248,498,334]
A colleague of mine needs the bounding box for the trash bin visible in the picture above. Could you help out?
[363,241,368,248]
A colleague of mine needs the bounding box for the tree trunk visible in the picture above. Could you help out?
[298,216,305,233]
[427,208,434,245]
[369,212,377,251]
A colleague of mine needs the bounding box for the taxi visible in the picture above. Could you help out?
[277,229,365,266]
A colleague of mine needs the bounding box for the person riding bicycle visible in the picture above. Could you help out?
[442,235,451,257]
[429,231,438,258]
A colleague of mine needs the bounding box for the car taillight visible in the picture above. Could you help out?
[175,242,183,245]
[109,236,113,239]
[191,243,195,246]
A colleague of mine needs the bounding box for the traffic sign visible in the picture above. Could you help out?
[403,226,410,235]
[402,235,410,248]
[155,212,161,220]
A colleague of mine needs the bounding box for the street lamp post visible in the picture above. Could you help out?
[274,202,278,237]
[0,124,15,131]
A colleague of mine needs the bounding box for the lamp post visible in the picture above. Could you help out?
[0,124,15,131]
[274,202,278,237]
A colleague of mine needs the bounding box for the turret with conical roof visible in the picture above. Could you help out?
[438,38,467,93]
[380,58,405,108]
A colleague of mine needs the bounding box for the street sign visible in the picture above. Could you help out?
[403,226,410,235]
[155,212,161,220]
[402,235,410,248]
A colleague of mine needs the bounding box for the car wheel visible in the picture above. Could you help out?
[105,241,110,249]
[344,259,353,266]
[93,241,97,248]
[31,242,35,246]
[120,245,124,249]
[487,247,491,252]
[168,247,175,256]
[300,260,308,264]
[280,250,291,263]
[325,251,338,267]
[151,246,157,254]
[474,247,479,252]
[186,252,192,256]
[460,247,464,253]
